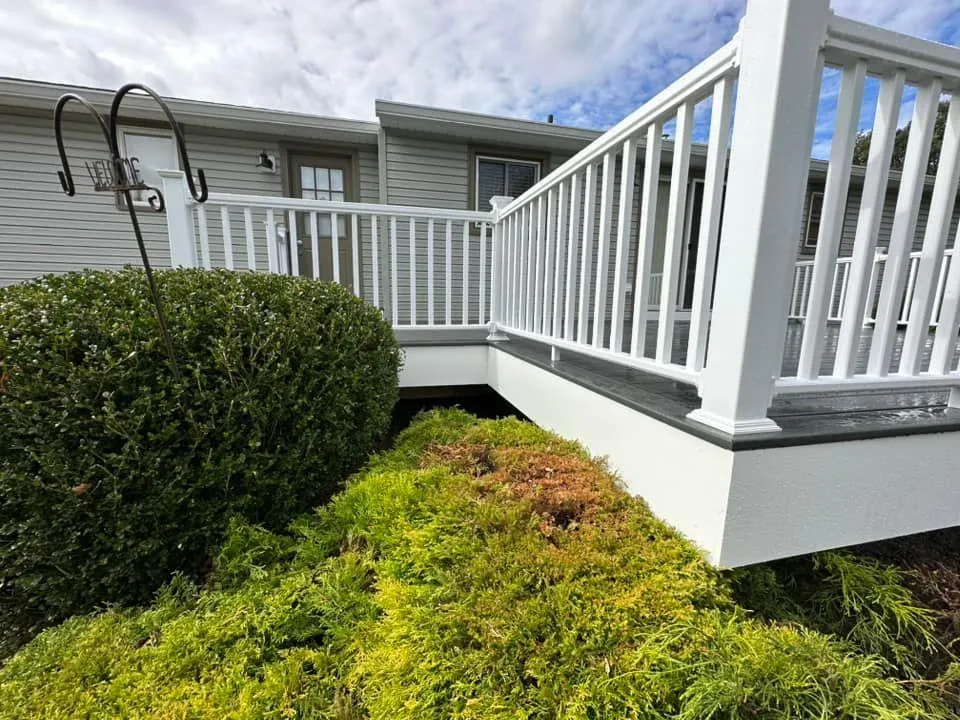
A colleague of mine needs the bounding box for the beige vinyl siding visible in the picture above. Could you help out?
[382,131,556,325]
[0,107,171,286]
[0,106,384,302]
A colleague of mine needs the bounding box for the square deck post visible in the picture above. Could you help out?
[688,0,830,435]
[158,169,198,268]
[487,195,513,341]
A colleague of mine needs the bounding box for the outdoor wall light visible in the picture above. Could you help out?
[256,150,277,173]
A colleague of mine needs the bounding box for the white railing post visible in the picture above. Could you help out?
[688,0,830,435]
[487,196,513,341]
[158,169,197,268]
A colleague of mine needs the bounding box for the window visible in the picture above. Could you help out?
[119,129,178,206]
[475,156,541,211]
[804,191,823,249]
[300,165,346,202]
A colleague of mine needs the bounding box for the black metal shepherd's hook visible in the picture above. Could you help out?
[53,83,210,381]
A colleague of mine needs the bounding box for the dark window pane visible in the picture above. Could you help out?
[805,191,823,247]
[477,160,506,211]
[506,162,539,197]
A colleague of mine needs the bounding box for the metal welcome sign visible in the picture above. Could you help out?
[52,83,210,380]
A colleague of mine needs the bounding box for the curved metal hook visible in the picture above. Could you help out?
[54,94,113,197]
[109,83,208,203]
[145,186,166,213]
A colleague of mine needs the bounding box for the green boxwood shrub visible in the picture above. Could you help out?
[0,410,953,719]
[0,268,400,654]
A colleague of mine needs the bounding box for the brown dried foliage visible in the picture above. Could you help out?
[421,442,623,534]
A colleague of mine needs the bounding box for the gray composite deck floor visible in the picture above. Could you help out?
[495,322,960,451]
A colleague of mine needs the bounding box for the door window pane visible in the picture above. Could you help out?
[300,167,315,190]
[331,169,344,192]
[316,169,330,191]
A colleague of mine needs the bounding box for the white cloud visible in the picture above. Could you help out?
[0,0,957,129]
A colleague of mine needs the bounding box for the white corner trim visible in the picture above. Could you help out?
[686,408,782,435]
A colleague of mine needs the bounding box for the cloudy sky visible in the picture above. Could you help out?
[2,0,960,157]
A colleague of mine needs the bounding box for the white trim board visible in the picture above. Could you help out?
[399,344,489,388]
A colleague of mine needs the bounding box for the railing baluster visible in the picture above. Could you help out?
[526,203,537,331]
[553,181,569,338]
[900,95,960,374]
[462,221,471,324]
[197,204,212,269]
[931,246,960,373]
[351,214,360,296]
[427,219,435,323]
[519,206,530,330]
[688,77,734,372]
[865,251,884,323]
[631,123,663,358]
[801,267,812,317]
[505,212,519,327]
[577,162,598,343]
[444,220,453,324]
[371,214,381,307]
[901,257,919,324]
[797,60,866,380]
[790,266,803,317]
[542,188,557,336]
[533,196,546,333]
[592,151,617,349]
[409,217,417,325]
[868,78,942,377]
[478,221,487,324]
[837,262,851,320]
[656,102,694,363]
[287,210,300,276]
[243,207,256,271]
[390,216,398,326]
[330,212,340,284]
[931,252,950,326]
[564,174,581,341]
[611,138,638,352]
[309,212,320,279]
[265,208,277,274]
[834,71,906,378]
[220,206,234,270]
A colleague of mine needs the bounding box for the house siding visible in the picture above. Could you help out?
[0,106,383,301]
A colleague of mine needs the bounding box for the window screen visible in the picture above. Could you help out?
[476,157,540,210]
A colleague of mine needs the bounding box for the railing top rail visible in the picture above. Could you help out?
[498,36,740,218]
[203,192,495,222]
[825,14,960,89]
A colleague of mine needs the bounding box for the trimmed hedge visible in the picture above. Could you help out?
[0,268,400,654]
[0,410,954,718]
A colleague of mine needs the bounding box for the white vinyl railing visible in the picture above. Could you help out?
[779,10,960,394]
[490,38,740,386]
[789,250,955,327]
[158,0,960,435]
[159,177,495,329]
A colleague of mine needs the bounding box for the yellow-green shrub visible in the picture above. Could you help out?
[0,410,950,719]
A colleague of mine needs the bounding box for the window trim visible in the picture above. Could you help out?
[118,127,178,208]
[803,190,824,250]
[474,154,542,211]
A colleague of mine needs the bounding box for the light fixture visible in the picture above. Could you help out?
[256,150,277,173]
